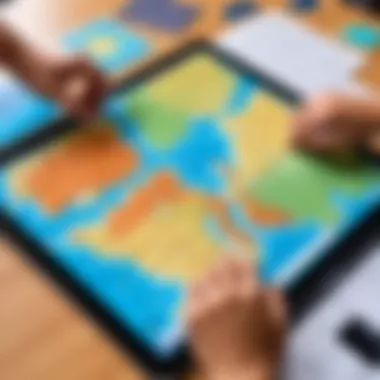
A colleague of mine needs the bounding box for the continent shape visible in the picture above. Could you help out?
[251,151,380,225]
[225,92,291,191]
[144,54,235,114]
[87,36,118,57]
[73,173,225,282]
[125,91,190,149]
[64,18,151,73]
[9,122,138,214]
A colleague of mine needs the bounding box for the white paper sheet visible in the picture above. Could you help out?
[216,12,366,97]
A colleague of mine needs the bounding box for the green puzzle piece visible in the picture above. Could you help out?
[250,151,380,225]
[126,91,190,149]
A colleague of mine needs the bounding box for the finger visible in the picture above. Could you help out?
[59,57,108,117]
[291,111,317,149]
[208,258,232,289]
[264,288,288,330]
[218,255,258,303]
[184,278,209,326]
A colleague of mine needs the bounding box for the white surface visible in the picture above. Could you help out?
[216,12,366,97]
[283,240,380,380]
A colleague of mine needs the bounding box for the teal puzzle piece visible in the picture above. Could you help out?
[342,24,380,50]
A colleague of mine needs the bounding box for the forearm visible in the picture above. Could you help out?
[0,21,42,83]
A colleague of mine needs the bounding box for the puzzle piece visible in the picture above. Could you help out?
[64,18,151,73]
[342,24,380,50]
[0,76,59,147]
[121,0,199,32]
[292,0,318,11]
[224,1,258,22]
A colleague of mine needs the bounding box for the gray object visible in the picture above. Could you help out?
[122,0,198,32]
[283,239,380,380]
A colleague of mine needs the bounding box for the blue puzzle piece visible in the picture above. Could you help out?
[64,18,152,73]
[293,0,318,11]
[121,0,198,32]
[224,1,258,22]
[342,24,380,50]
[0,77,59,147]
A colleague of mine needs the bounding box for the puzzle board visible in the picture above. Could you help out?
[0,44,379,365]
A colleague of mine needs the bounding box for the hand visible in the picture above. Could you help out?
[28,54,109,118]
[292,93,379,154]
[185,256,287,380]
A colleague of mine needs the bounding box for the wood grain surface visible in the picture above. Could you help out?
[1,1,380,379]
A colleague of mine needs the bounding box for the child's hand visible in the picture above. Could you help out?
[292,93,380,154]
[29,55,108,118]
[292,93,368,153]
[186,256,287,380]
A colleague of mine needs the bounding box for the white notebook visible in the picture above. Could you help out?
[216,12,366,97]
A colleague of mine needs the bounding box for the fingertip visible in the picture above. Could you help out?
[265,287,288,327]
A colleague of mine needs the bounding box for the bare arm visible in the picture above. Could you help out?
[0,20,108,117]
[0,21,43,83]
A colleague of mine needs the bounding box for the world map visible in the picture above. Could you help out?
[0,52,379,355]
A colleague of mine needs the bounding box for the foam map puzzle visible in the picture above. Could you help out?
[0,51,379,356]
[64,18,151,73]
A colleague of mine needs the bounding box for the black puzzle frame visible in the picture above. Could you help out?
[0,40,379,375]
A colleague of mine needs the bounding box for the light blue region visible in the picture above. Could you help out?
[57,248,183,354]
[331,188,380,229]
[170,117,231,194]
[0,78,59,146]
[108,95,232,194]
[223,75,258,116]
[204,216,228,245]
[227,202,321,281]
[64,18,152,73]
[0,170,183,354]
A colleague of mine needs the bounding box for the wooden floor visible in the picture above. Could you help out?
[1,1,380,379]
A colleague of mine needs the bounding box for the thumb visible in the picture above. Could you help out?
[264,288,288,332]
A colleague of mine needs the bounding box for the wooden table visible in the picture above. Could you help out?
[1,1,380,379]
